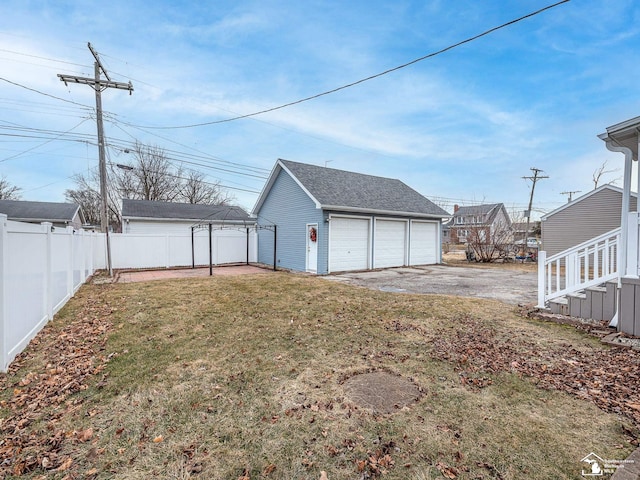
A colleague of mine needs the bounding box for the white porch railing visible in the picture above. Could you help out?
[537,227,620,307]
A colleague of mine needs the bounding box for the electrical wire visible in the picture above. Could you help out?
[0,48,91,68]
[126,0,570,130]
[0,118,92,163]
[106,161,260,194]
[0,122,270,180]
[107,121,270,175]
[0,76,93,109]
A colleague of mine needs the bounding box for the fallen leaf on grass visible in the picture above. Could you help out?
[262,463,276,475]
[56,457,73,472]
[153,435,164,443]
[436,461,458,479]
[76,427,93,442]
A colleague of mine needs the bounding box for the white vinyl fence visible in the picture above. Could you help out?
[0,215,105,372]
[0,220,257,372]
[110,228,258,269]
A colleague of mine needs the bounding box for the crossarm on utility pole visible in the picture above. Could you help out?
[57,44,133,276]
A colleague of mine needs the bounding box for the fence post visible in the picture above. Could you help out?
[537,250,546,308]
[42,222,53,321]
[0,215,8,371]
[79,229,86,281]
[66,226,74,294]
[165,234,170,269]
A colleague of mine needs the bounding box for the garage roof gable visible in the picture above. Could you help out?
[253,159,449,219]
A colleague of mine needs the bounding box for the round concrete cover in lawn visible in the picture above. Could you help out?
[343,371,422,414]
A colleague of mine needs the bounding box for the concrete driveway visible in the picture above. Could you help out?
[325,265,538,305]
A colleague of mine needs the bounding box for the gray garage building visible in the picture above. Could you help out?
[252,159,449,274]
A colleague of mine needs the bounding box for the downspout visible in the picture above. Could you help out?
[601,140,633,328]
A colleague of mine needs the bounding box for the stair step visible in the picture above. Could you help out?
[566,291,586,299]
[549,297,569,315]
[549,297,568,305]
[586,286,607,293]
[545,282,618,322]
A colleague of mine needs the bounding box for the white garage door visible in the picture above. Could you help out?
[374,219,407,268]
[409,221,438,265]
[329,217,370,272]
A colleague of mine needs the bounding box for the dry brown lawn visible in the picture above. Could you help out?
[0,272,637,479]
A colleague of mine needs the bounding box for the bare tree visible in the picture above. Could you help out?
[65,170,120,229]
[65,185,101,226]
[0,176,22,200]
[465,220,514,263]
[179,171,234,205]
[593,160,620,189]
[115,142,182,202]
[67,142,234,231]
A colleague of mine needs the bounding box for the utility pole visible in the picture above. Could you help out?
[522,167,548,245]
[560,190,581,203]
[58,43,133,276]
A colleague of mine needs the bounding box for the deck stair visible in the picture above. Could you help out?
[538,227,620,325]
[548,281,617,321]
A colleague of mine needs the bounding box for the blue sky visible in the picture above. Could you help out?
[1,0,639,218]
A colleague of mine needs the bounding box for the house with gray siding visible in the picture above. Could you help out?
[252,159,449,274]
[540,185,636,257]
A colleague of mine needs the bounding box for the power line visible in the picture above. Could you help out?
[107,121,270,175]
[0,76,93,109]
[0,118,92,163]
[0,122,271,180]
[106,162,260,194]
[0,48,91,68]
[127,0,570,130]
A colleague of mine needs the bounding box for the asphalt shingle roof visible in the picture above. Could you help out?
[454,203,501,217]
[0,200,80,223]
[447,203,505,227]
[279,159,449,217]
[121,199,251,223]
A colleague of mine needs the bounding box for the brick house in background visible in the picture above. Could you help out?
[447,203,512,244]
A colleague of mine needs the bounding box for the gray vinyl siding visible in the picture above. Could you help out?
[541,188,637,257]
[255,169,326,273]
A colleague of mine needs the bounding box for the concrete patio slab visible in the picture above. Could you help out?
[114,265,272,283]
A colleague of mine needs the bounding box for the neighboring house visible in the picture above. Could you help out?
[442,223,451,244]
[121,199,252,234]
[512,221,541,243]
[447,203,512,244]
[540,185,637,257]
[252,159,450,274]
[0,199,85,229]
